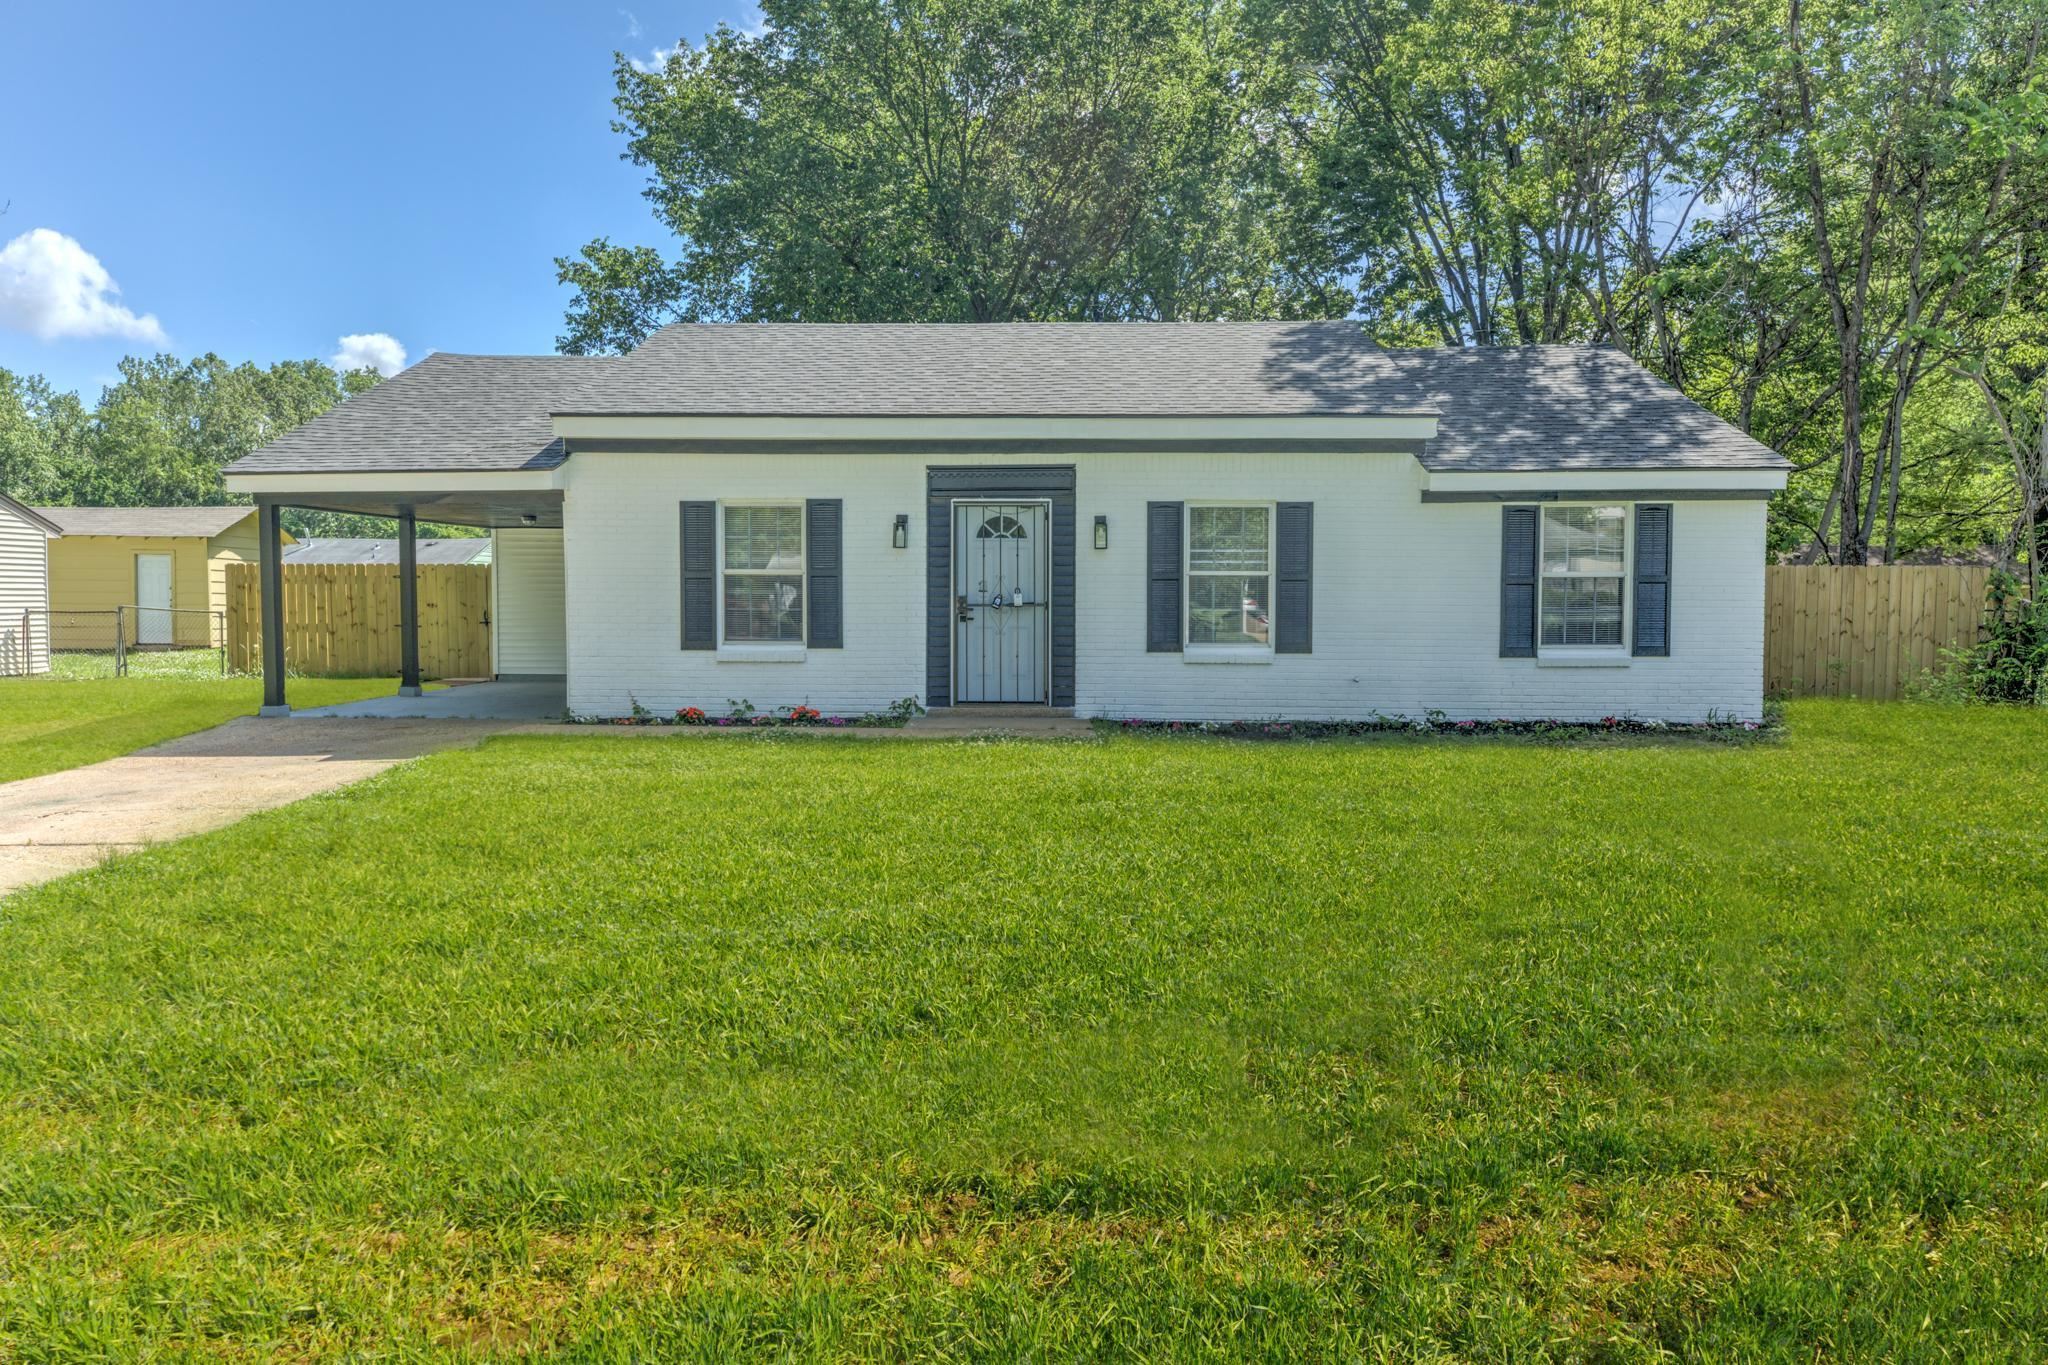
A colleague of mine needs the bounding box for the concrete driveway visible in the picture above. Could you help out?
[0,717,528,898]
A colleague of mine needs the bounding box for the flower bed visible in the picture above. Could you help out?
[569,696,925,729]
[1110,708,1780,742]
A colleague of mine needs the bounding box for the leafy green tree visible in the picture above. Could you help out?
[1757,0,2047,563]
[1254,0,1765,354]
[1,356,475,538]
[0,369,92,505]
[557,0,1347,351]
[67,355,382,509]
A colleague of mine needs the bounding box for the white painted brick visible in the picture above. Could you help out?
[562,451,1765,723]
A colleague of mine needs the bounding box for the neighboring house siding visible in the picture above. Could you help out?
[47,535,211,622]
[562,450,1766,722]
[492,528,568,676]
[42,514,264,645]
[206,516,263,621]
[0,507,52,674]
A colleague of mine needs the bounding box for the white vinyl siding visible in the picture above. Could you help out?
[491,528,567,676]
[0,505,53,675]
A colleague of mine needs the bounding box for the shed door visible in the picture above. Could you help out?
[135,552,173,645]
[953,501,1049,703]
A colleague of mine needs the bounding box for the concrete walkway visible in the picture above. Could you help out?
[0,702,1095,898]
[292,677,568,720]
[0,717,525,898]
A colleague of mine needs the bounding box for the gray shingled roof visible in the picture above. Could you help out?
[575,322,1444,417]
[228,353,614,475]
[226,323,1787,476]
[1381,345,1787,472]
[33,505,259,538]
[283,537,494,565]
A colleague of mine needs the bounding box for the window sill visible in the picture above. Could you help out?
[1535,652,1631,668]
[1184,647,1275,665]
[716,645,807,663]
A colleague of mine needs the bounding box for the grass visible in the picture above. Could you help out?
[0,673,414,783]
[2,701,2046,1357]
[46,647,232,682]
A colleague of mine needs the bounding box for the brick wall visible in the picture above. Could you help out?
[562,449,1766,722]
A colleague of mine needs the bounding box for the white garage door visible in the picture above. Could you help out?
[491,529,567,676]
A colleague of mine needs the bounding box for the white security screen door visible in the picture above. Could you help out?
[953,501,1050,703]
[135,552,174,646]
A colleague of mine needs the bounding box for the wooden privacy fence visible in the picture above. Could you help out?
[225,562,491,678]
[1765,565,1993,699]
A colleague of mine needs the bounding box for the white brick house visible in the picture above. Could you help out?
[227,323,1787,722]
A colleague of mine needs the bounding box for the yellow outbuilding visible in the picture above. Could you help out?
[33,506,293,648]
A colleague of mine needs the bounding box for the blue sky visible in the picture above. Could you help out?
[0,1,738,401]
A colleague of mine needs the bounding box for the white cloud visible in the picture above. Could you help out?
[332,332,408,376]
[628,43,682,73]
[627,9,767,72]
[0,228,168,345]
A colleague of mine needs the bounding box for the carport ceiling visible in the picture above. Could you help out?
[256,490,564,529]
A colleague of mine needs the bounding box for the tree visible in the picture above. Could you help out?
[0,369,91,505]
[1255,0,1765,355]
[0,356,472,539]
[1263,0,2048,567]
[69,354,383,510]
[1764,0,2046,563]
[557,0,1347,351]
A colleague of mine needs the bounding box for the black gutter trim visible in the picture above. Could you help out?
[548,408,1443,419]
[566,438,1428,457]
[1421,488,1778,503]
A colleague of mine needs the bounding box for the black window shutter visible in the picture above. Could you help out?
[1147,501,1183,652]
[1632,503,1672,657]
[1500,505,1538,658]
[1274,502,1313,653]
[680,500,715,650]
[807,498,843,648]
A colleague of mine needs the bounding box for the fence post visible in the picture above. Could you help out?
[114,606,126,677]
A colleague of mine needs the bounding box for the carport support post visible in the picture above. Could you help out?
[398,508,422,696]
[258,500,289,715]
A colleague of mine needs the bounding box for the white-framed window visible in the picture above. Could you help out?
[1186,503,1272,649]
[1539,504,1628,650]
[721,501,805,643]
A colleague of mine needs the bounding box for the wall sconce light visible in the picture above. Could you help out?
[520,513,538,526]
[892,514,909,549]
[1093,515,1109,550]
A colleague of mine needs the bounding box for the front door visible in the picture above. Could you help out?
[953,500,1049,703]
[135,552,174,646]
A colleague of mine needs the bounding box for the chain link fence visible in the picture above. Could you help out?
[4,607,227,679]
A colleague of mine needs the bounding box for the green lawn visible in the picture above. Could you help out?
[0,674,412,783]
[2,703,2046,1357]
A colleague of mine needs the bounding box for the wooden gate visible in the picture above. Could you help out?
[1764,566,1993,699]
[225,562,492,678]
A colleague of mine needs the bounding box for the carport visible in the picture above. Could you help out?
[292,676,567,720]
[242,479,565,716]
[221,350,602,716]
